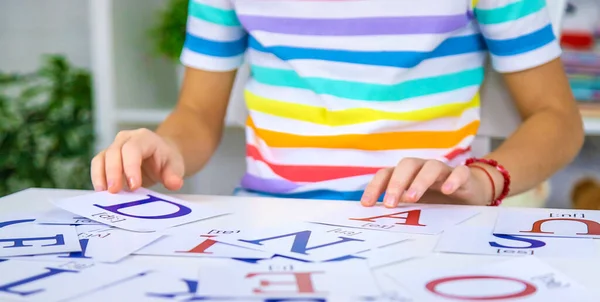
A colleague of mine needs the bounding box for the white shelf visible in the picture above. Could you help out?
[583,116,600,135]
[116,108,170,125]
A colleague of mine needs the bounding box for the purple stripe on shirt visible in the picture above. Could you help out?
[240,173,301,194]
[237,14,469,36]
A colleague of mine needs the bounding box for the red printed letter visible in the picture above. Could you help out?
[349,210,426,226]
[245,272,324,295]
[426,275,537,300]
[520,218,600,236]
[176,236,217,254]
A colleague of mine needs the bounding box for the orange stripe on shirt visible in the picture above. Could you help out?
[247,144,382,182]
[247,118,480,150]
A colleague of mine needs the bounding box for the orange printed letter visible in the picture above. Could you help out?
[520,218,600,236]
[349,210,426,226]
[245,271,324,295]
[176,236,217,254]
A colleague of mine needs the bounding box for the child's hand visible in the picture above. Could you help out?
[360,158,502,207]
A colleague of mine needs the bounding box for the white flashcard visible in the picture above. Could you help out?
[389,257,596,302]
[214,222,410,261]
[134,234,274,259]
[494,208,600,239]
[0,225,80,257]
[25,225,163,263]
[310,205,479,235]
[0,259,146,302]
[434,225,598,258]
[52,188,229,232]
[355,241,419,268]
[35,208,102,225]
[0,213,38,229]
[197,260,381,299]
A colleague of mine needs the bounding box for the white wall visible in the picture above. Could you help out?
[0,0,91,73]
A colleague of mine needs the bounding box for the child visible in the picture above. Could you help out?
[91,0,583,208]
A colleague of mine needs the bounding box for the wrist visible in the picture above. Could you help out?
[465,158,511,206]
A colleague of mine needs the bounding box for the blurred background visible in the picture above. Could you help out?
[1,0,600,210]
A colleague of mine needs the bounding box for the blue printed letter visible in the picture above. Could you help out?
[0,267,76,296]
[238,231,363,255]
[0,234,65,248]
[146,279,197,299]
[489,234,546,249]
[94,194,192,219]
[0,219,35,229]
[58,239,91,259]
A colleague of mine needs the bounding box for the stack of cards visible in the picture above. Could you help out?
[1,188,599,301]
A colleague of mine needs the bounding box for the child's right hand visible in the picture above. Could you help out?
[90,128,185,194]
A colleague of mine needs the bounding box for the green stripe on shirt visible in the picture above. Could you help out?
[475,0,546,25]
[189,1,241,26]
[250,65,485,102]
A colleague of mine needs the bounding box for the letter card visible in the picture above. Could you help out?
[35,208,101,225]
[0,225,80,257]
[388,257,595,302]
[0,259,146,302]
[214,222,411,261]
[309,205,479,235]
[197,260,381,299]
[355,241,419,268]
[134,234,274,259]
[434,225,598,258]
[23,225,163,263]
[52,188,229,232]
[493,208,600,239]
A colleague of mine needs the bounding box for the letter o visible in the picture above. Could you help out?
[425,275,537,300]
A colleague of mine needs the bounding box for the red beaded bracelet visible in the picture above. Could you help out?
[464,158,511,206]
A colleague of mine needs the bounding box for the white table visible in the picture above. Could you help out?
[1,188,600,300]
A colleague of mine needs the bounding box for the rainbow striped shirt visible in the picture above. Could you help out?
[181,0,561,201]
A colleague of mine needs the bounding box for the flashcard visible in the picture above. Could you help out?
[0,225,80,257]
[134,233,274,259]
[214,222,410,261]
[197,260,381,299]
[0,259,146,302]
[24,225,163,263]
[35,208,102,225]
[52,188,229,232]
[389,257,596,302]
[355,241,419,268]
[309,205,479,235]
[494,208,600,239]
[434,225,598,258]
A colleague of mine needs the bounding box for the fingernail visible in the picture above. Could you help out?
[93,185,105,192]
[107,180,114,189]
[443,183,453,192]
[128,177,135,189]
[384,194,396,207]
[407,189,418,199]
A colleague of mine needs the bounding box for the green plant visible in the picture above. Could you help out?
[150,0,189,60]
[0,55,95,197]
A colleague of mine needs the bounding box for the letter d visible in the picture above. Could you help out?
[94,194,191,220]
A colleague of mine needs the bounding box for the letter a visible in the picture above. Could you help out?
[94,194,192,220]
[489,234,546,249]
[349,210,426,226]
[520,218,600,236]
[238,231,363,255]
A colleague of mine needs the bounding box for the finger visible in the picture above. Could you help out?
[104,131,132,193]
[384,158,424,208]
[90,151,107,191]
[361,168,393,207]
[404,160,451,203]
[441,165,471,195]
[121,129,158,191]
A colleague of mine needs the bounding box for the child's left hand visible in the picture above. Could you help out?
[360,158,499,208]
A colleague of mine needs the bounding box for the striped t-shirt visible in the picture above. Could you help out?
[181,0,561,201]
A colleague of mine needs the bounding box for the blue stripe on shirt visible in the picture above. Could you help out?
[484,24,555,57]
[184,33,248,57]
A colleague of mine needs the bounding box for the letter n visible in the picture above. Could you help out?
[238,231,363,255]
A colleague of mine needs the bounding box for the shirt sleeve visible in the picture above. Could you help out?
[473,0,562,73]
[180,0,248,71]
